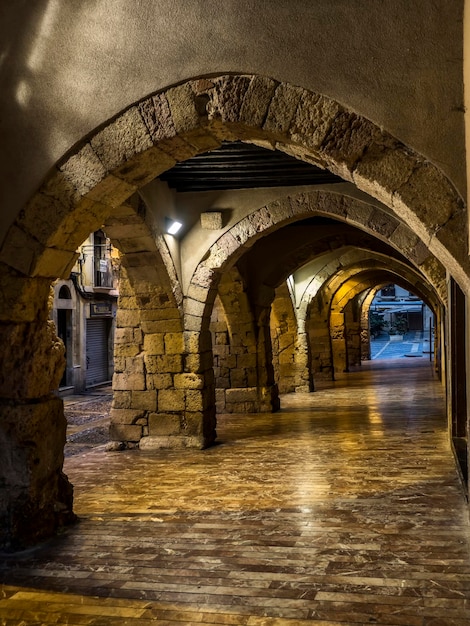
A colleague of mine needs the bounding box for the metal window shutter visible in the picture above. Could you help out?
[86,318,109,387]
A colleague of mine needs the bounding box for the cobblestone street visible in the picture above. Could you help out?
[63,386,112,457]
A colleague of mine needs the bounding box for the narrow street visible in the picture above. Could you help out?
[63,385,112,457]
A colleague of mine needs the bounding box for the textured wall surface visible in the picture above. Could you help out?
[0,0,464,242]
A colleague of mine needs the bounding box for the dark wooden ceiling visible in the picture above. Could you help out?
[159,142,343,192]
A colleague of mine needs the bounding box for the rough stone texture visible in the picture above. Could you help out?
[239,76,278,126]
[60,143,108,197]
[109,424,142,442]
[0,267,51,324]
[289,91,340,151]
[264,83,304,137]
[166,83,200,134]
[209,75,251,123]
[200,211,223,230]
[113,146,176,187]
[0,319,64,401]
[0,396,75,549]
[90,107,153,171]
[320,111,382,170]
[148,413,181,436]
[138,92,177,142]
[393,163,463,238]
[353,145,417,207]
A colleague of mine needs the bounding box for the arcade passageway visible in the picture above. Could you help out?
[2,359,469,625]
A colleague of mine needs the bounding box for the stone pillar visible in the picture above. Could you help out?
[110,272,216,450]
[344,300,362,367]
[308,304,334,380]
[256,311,280,412]
[330,309,348,374]
[214,272,279,413]
[360,304,372,361]
[0,276,75,549]
[294,321,314,392]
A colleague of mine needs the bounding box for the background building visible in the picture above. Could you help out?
[51,231,118,392]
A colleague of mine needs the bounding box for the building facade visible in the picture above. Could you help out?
[51,231,118,393]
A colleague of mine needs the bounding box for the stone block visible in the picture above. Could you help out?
[166,83,199,133]
[184,297,206,317]
[110,408,144,425]
[85,173,136,209]
[184,351,214,373]
[114,343,141,357]
[138,92,176,142]
[139,434,205,450]
[115,327,135,344]
[0,397,74,549]
[113,146,175,187]
[240,75,278,126]
[184,389,205,412]
[185,314,203,332]
[140,319,182,333]
[148,412,181,436]
[0,224,42,276]
[200,212,223,230]
[116,309,140,328]
[0,268,50,324]
[174,373,205,389]
[208,75,251,123]
[146,373,173,390]
[90,107,153,171]
[143,333,165,354]
[230,369,248,388]
[290,91,340,150]
[226,387,258,403]
[109,423,142,442]
[353,146,416,206]
[237,353,257,368]
[183,412,204,436]
[112,371,146,391]
[131,390,157,411]
[164,332,184,354]
[0,320,64,401]
[320,111,380,169]
[112,391,131,409]
[264,83,304,136]
[144,354,183,374]
[60,142,108,196]
[158,389,185,411]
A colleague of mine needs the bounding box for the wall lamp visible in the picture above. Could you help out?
[165,218,183,235]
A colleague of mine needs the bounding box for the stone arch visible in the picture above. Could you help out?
[0,73,465,548]
[311,264,440,377]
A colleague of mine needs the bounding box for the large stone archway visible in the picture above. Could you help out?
[307,262,440,379]
[0,73,465,548]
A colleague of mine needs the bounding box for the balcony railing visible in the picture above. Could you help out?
[93,256,113,288]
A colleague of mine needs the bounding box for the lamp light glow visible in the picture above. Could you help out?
[167,220,183,235]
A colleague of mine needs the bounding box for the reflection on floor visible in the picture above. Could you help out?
[1,359,470,625]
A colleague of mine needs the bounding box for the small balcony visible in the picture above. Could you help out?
[93,256,113,289]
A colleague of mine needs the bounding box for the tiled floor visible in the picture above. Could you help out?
[1,359,470,625]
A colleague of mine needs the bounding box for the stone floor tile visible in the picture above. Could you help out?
[1,360,470,623]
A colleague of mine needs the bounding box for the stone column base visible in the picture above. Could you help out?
[139,435,209,450]
[0,396,76,550]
